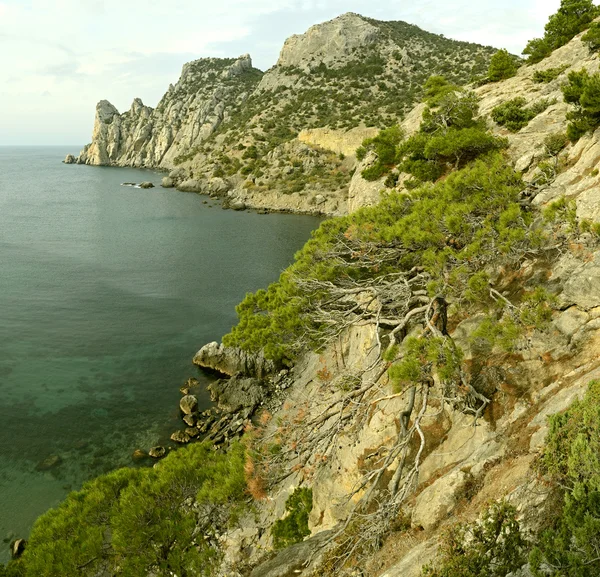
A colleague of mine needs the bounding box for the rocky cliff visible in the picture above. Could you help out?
[197,25,600,577]
[76,55,262,168]
[15,8,600,577]
[73,13,495,215]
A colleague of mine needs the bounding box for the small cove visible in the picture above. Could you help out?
[0,146,320,562]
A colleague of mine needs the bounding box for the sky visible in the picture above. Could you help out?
[0,0,564,145]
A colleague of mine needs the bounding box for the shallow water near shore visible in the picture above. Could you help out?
[0,146,320,562]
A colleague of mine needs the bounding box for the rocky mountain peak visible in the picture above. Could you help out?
[129,97,149,115]
[277,12,380,70]
[95,100,119,124]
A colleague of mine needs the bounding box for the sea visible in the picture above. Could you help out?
[0,146,320,562]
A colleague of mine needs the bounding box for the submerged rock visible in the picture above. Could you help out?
[132,449,148,461]
[35,455,62,471]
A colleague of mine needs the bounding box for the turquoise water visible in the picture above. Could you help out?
[0,146,319,561]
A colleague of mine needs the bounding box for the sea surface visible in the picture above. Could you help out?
[0,146,320,562]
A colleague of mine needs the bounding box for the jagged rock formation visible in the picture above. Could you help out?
[76,55,262,168]
[73,13,495,215]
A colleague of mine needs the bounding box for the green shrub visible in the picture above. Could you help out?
[491,97,554,132]
[271,488,313,549]
[422,501,528,577]
[523,37,553,65]
[562,69,600,140]
[384,172,399,188]
[396,91,507,182]
[423,75,461,106]
[487,49,520,82]
[242,145,259,160]
[223,152,534,365]
[532,65,569,83]
[583,21,600,51]
[13,443,246,577]
[531,381,600,576]
[543,196,578,231]
[360,125,404,181]
[543,132,569,156]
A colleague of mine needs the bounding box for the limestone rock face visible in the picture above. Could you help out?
[559,252,600,310]
[76,55,261,169]
[275,12,380,71]
[347,151,385,213]
[411,469,469,530]
[207,376,265,414]
[297,126,378,158]
[249,530,334,577]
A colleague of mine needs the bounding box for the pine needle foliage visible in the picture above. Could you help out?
[531,381,600,576]
[223,151,538,365]
[422,501,528,577]
[491,97,555,132]
[271,488,313,549]
[7,443,247,577]
[487,49,520,82]
[523,0,600,64]
[562,69,600,140]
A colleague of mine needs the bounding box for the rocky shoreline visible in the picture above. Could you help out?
[62,155,333,217]
[133,343,290,464]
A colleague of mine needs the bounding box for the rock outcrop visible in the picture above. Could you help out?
[76,55,261,169]
[193,341,276,378]
[274,12,380,71]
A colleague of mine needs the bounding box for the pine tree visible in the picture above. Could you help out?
[523,0,599,63]
[487,49,519,82]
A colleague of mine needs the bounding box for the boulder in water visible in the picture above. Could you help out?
[161,176,174,188]
[193,341,276,378]
[230,200,246,211]
[171,430,191,444]
[180,394,198,415]
[149,446,166,458]
[177,178,205,193]
[132,449,148,461]
[63,154,76,164]
[10,538,26,559]
[183,413,197,427]
[139,181,154,189]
